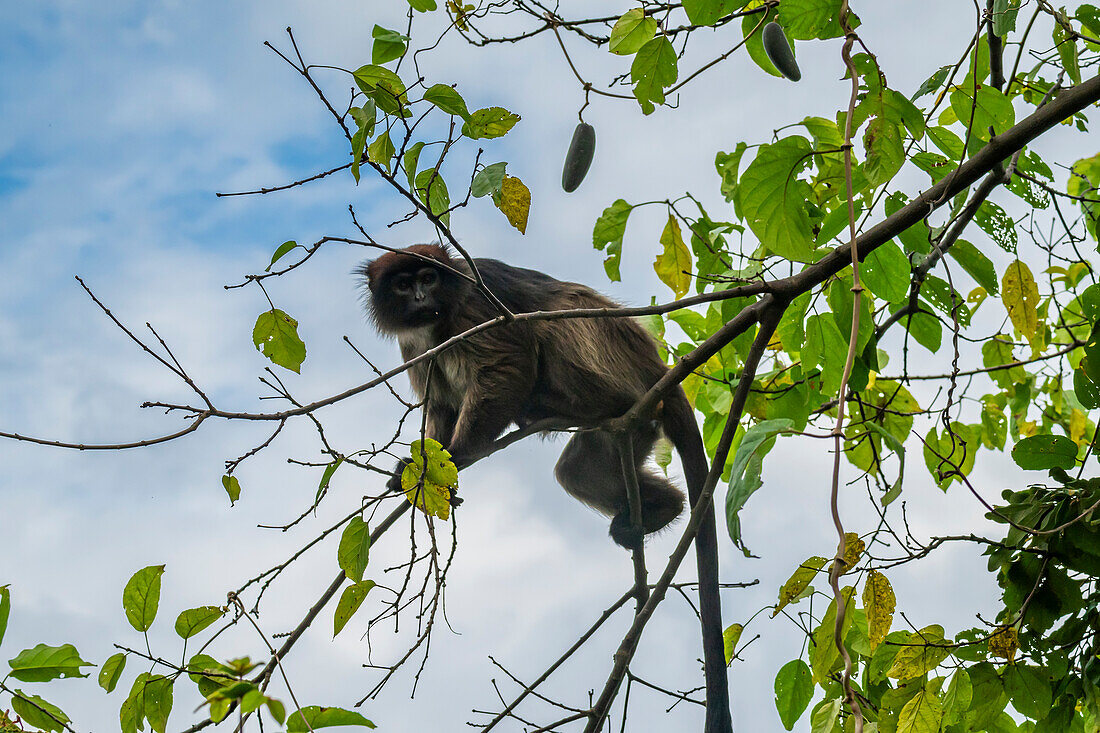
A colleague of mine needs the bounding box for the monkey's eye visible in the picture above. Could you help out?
[419,269,439,287]
[392,277,413,294]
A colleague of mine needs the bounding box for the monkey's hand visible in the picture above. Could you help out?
[386,458,464,507]
[385,458,411,494]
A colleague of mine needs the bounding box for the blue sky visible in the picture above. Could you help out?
[2,2,1092,732]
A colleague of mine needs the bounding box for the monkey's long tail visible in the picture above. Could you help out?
[663,387,734,733]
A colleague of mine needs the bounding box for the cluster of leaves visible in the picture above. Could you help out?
[576,2,1100,730]
[0,562,381,732]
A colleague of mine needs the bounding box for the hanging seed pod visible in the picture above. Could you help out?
[561,122,596,193]
[762,22,801,81]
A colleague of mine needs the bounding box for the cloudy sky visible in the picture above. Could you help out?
[1,2,1094,732]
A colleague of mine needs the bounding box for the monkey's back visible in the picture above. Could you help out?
[469,259,669,423]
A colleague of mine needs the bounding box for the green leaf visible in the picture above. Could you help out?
[286,706,377,731]
[810,588,855,684]
[653,215,692,299]
[991,0,1021,36]
[174,606,223,640]
[949,85,1015,137]
[726,419,793,553]
[266,241,298,271]
[862,241,910,303]
[774,659,814,730]
[609,9,658,55]
[402,141,425,192]
[1003,664,1052,719]
[267,697,287,725]
[863,117,905,186]
[99,652,127,693]
[221,474,241,505]
[12,691,70,733]
[423,83,470,120]
[414,168,452,226]
[121,674,148,733]
[975,200,1018,253]
[898,687,943,733]
[371,25,408,65]
[779,0,847,40]
[0,585,9,647]
[630,36,678,115]
[368,131,396,173]
[338,516,372,583]
[942,669,972,726]
[142,675,173,733]
[927,125,964,159]
[406,0,437,10]
[809,698,841,733]
[1011,434,1078,470]
[912,65,950,100]
[947,239,998,294]
[905,308,941,353]
[682,0,742,26]
[1074,368,1100,409]
[334,581,376,637]
[7,643,92,682]
[740,136,814,262]
[461,107,520,139]
[472,161,507,198]
[123,565,165,632]
[252,309,307,374]
[352,65,408,116]
[828,275,873,354]
[1053,20,1081,85]
[350,125,366,183]
[592,199,633,282]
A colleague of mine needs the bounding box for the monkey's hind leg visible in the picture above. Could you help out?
[554,431,684,548]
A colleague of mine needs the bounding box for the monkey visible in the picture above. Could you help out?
[360,244,733,733]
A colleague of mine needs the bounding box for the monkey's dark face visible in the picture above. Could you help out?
[371,265,448,332]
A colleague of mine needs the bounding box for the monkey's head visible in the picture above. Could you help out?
[360,244,471,334]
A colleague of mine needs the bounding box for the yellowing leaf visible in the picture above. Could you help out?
[887,625,951,680]
[333,581,375,637]
[497,175,530,234]
[722,623,743,665]
[862,570,895,651]
[401,439,458,520]
[988,625,1018,661]
[772,556,826,617]
[653,215,692,299]
[840,532,865,572]
[1001,259,1040,348]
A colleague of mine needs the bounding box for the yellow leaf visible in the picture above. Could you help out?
[887,625,951,680]
[401,439,458,520]
[653,215,692,299]
[840,532,865,572]
[988,625,1018,661]
[722,623,743,665]
[1070,408,1088,444]
[862,570,895,651]
[497,175,530,234]
[1001,259,1040,348]
[772,556,827,617]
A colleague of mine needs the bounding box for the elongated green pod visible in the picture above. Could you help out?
[561,122,596,193]
[762,22,801,81]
